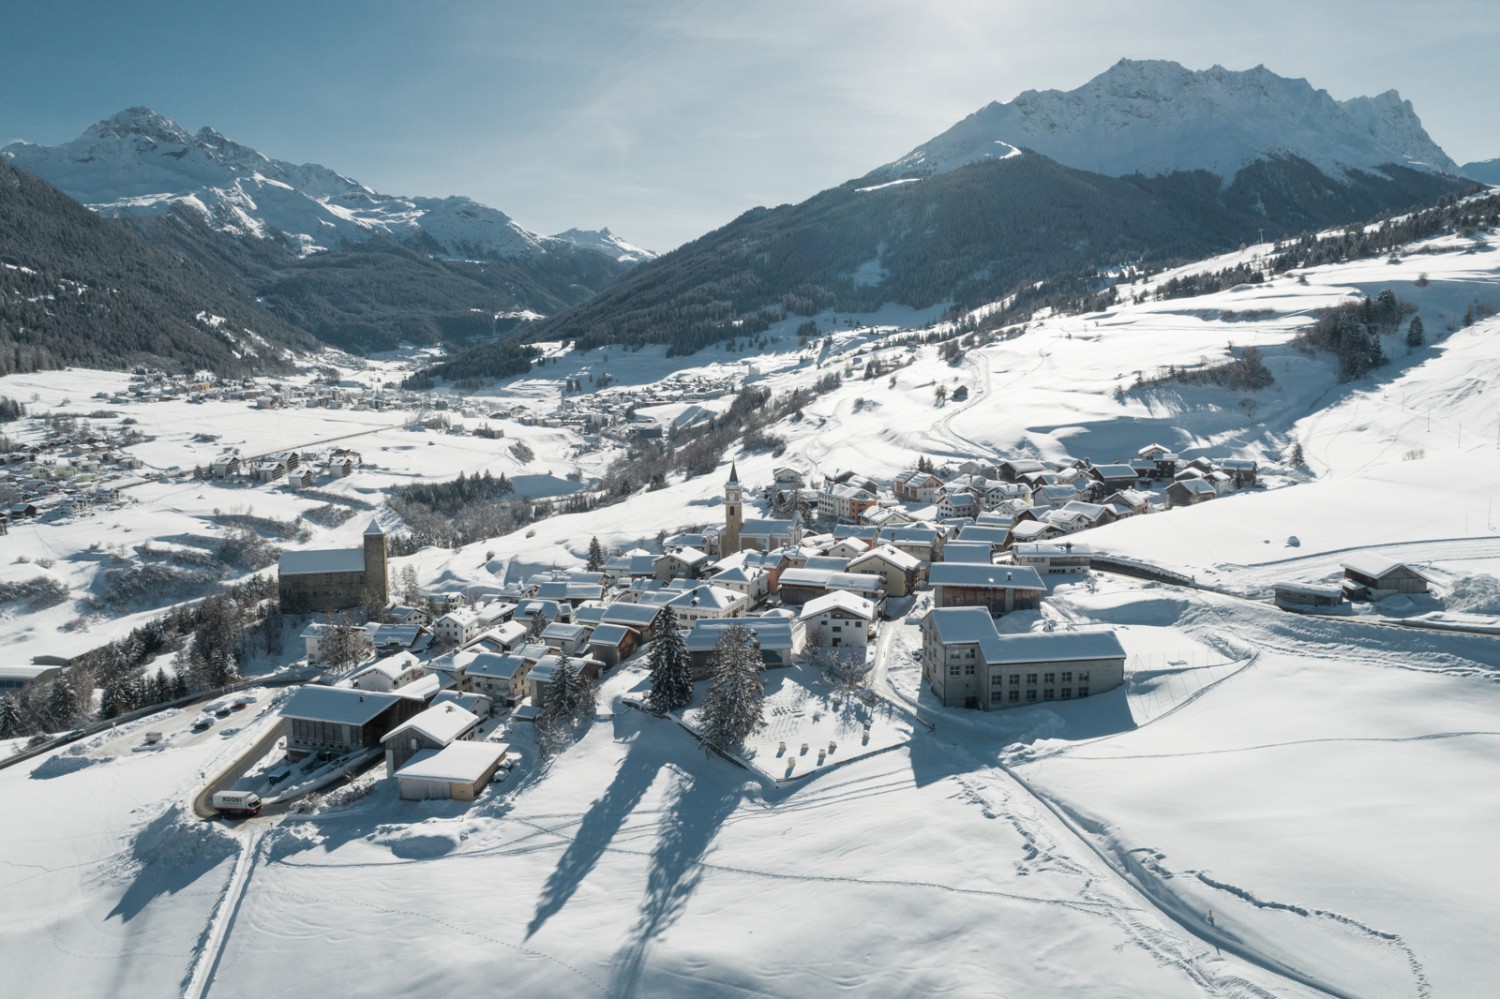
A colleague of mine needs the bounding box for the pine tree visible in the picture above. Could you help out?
[698,624,765,752]
[647,606,693,713]
[1406,315,1425,349]
[43,674,78,731]
[525,611,550,642]
[171,672,189,699]
[537,655,590,757]
[1287,440,1306,467]
[586,536,605,572]
[0,693,20,738]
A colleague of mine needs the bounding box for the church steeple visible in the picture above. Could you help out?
[723,462,743,555]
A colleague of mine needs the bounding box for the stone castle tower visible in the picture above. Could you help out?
[363,519,389,605]
[723,462,743,556]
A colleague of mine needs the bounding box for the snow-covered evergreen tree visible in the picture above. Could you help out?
[647,606,693,713]
[586,536,605,572]
[699,624,765,751]
[525,610,550,642]
[0,693,21,738]
[537,655,596,756]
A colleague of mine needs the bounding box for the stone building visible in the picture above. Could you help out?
[278,520,389,613]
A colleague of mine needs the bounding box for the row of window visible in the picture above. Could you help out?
[990,671,1089,686]
[989,687,1089,703]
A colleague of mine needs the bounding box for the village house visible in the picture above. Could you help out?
[1165,478,1217,508]
[1011,541,1093,574]
[346,652,425,693]
[660,582,750,623]
[1273,582,1346,613]
[929,563,1045,614]
[381,701,483,776]
[394,741,509,802]
[818,483,878,524]
[585,623,639,667]
[846,544,922,597]
[1341,555,1432,601]
[776,567,885,607]
[893,469,944,503]
[684,616,799,676]
[798,591,878,650]
[881,524,945,563]
[654,546,712,581]
[279,685,422,761]
[921,607,1127,710]
[464,651,536,707]
[539,621,591,656]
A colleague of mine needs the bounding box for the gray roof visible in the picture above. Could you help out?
[929,563,1045,590]
[281,685,400,725]
[985,630,1127,665]
[684,617,796,652]
[588,623,635,647]
[395,741,507,784]
[278,547,365,576]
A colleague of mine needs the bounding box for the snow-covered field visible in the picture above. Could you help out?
[4,214,1500,996]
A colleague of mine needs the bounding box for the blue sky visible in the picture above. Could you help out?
[3,0,1496,250]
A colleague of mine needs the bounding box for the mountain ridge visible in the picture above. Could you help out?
[867,59,1458,184]
[2,107,654,264]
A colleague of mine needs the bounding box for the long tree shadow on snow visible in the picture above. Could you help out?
[525,714,663,940]
[607,765,741,997]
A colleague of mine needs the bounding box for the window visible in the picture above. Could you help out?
[964,662,976,675]
[1043,688,1055,700]
[1025,690,1037,702]
[1044,672,1056,684]
[990,691,1004,702]
[1078,687,1089,698]
[1061,671,1073,683]
[948,665,960,677]
[1061,688,1072,699]
[991,675,1005,686]
[1026,673,1038,685]
[1008,691,1019,704]
[1009,674,1020,686]
[1079,672,1089,684]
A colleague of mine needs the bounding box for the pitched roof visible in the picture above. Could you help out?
[281,685,401,725]
[929,563,1045,590]
[381,703,481,746]
[799,590,877,621]
[395,741,508,784]
[278,547,365,576]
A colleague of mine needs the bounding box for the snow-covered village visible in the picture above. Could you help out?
[6,9,1500,998]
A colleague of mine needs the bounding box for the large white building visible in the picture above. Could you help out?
[921,607,1126,710]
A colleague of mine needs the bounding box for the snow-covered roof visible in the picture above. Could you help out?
[985,630,1128,665]
[466,651,530,682]
[280,685,400,725]
[1012,541,1094,558]
[1342,553,1429,581]
[799,590,877,621]
[395,741,508,785]
[684,617,796,652]
[381,702,480,746]
[940,541,994,564]
[278,547,365,576]
[849,543,921,572]
[666,584,744,611]
[741,517,796,537]
[929,563,1045,590]
[588,623,634,647]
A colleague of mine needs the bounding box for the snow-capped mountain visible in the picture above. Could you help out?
[550,227,657,264]
[1,108,650,262]
[867,59,1459,183]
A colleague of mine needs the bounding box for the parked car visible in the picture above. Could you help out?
[192,717,214,732]
[214,707,232,718]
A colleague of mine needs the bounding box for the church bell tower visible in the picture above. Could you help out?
[723,462,743,555]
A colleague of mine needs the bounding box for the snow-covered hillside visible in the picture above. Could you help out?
[868,59,1459,183]
[1,108,651,261]
[4,194,1500,997]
